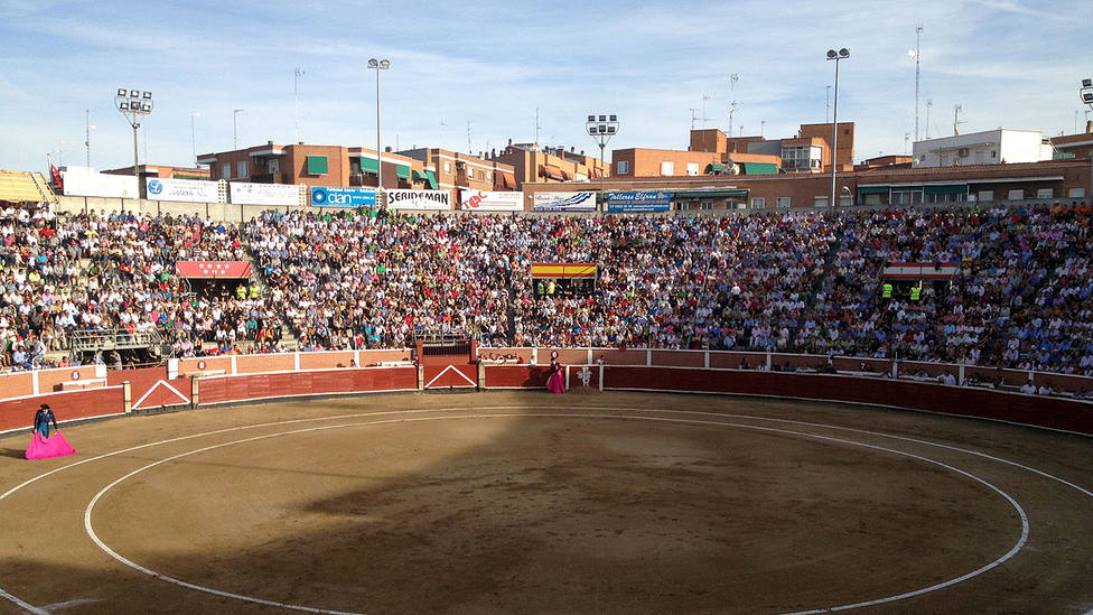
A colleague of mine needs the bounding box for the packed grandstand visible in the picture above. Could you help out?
[1,200,1090,385]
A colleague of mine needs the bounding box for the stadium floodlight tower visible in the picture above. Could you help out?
[115,88,154,203]
[368,57,391,207]
[826,48,850,207]
[1082,78,1093,199]
[586,114,619,204]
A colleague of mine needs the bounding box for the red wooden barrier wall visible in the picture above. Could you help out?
[199,367,418,405]
[604,367,1093,434]
[0,387,125,434]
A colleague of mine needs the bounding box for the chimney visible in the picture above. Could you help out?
[508,138,513,146]
[385,146,392,152]
[1087,120,1093,134]
[267,140,274,146]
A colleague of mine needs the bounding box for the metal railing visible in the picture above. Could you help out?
[69,329,164,355]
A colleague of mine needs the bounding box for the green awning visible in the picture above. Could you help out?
[306,156,329,175]
[923,184,968,196]
[359,156,379,173]
[412,169,439,189]
[673,189,749,199]
[705,163,724,174]
[742,162,777,175]
[858,186,890,195]
[396,164,410,180]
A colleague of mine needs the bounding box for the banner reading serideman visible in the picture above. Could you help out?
[386,189,451,211]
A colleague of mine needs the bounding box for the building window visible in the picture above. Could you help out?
[840,196,853,207]
[1007,189,1025,200]
[776,196,791,208]
[236,160,248,178]
[991,150,998,159]
[978,190,994,202]
[660,161,675,176]
[813,196,829,207]
[864,194,882,206]
[1068,187,1086,198]
[269,159,280,175]
[306,156,328,176]
[467,168,475,179]
[444,162,451,173]
[1035,188,1053,199]
[221,163,230,179]
[617,160,629,175]
[686,162,699,176]
[750,197,765,209]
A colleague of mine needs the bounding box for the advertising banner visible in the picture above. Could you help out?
[386,189,451,211]
[146,178,220,203]
[176,261,253,279]
[309,186,377,208]
[604,191,673,213]
[532,191,598,212]
[60,167,138,198]
[459,190,524,212]
[231,182,300,206]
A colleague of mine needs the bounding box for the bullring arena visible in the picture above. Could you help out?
[0,347,1090,614]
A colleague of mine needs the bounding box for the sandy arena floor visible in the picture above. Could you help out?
[0,391,1090,614]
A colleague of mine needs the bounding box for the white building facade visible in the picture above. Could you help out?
[912,129,1053,168]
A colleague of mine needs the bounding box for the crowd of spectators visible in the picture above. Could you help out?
[1,202,1090,382]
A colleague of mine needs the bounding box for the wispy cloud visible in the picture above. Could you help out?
[0,0,1090,172]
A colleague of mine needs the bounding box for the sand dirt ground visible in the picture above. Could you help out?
[0,391,1090,614]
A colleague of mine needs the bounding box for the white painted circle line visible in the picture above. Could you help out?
[81,412,1030,615]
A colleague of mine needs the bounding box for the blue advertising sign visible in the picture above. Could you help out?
[310,186,377,208]
[604,191,673,213]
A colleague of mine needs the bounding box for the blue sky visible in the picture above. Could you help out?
[1,0,1091,173]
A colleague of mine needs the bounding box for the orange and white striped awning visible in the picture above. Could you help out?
[530,263,597,279]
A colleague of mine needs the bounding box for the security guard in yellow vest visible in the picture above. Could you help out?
[235,284,247,300]
[882,282,893,300]
[909,284,922,302]
[248,285,260,300]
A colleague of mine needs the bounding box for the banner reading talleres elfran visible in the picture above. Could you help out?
[386,189,451,211]
[604,191,673,213]
[532,191,597,212]
[310,186,377,208]
[459,190,524,212]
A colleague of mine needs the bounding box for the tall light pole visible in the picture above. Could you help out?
[586,114,619,206]
[84,109,95,168]
[826,48,850,208]
[233,108,244,149]
[115,88,154,204]
[368,57,391,197]
[1080,78,1093,199]
[190,112,200,167]
[911,25,924,141]
[294,67,305,143]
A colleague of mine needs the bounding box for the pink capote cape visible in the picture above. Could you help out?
[25,432,76,460]
[546,369,566,394]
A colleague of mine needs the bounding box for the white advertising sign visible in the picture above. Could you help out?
[230,182,301,206]
[60,167,138,198]
[146,178,220,203]
[532,191,598,212]
[386,189,452,211]
[459,190,524,212]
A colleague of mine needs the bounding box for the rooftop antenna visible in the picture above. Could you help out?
[910,24,924,140]
[730,73,739,92]
[534,107,542,149]
[826,85,831,123]
[926,98,933,139]
[689,108,700,131]
[293,67,305,143]
[702,93,712,127]
[953,104,965,136]
[761,120,766,138]
[728,101,739,138]
[466,120,472,154]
